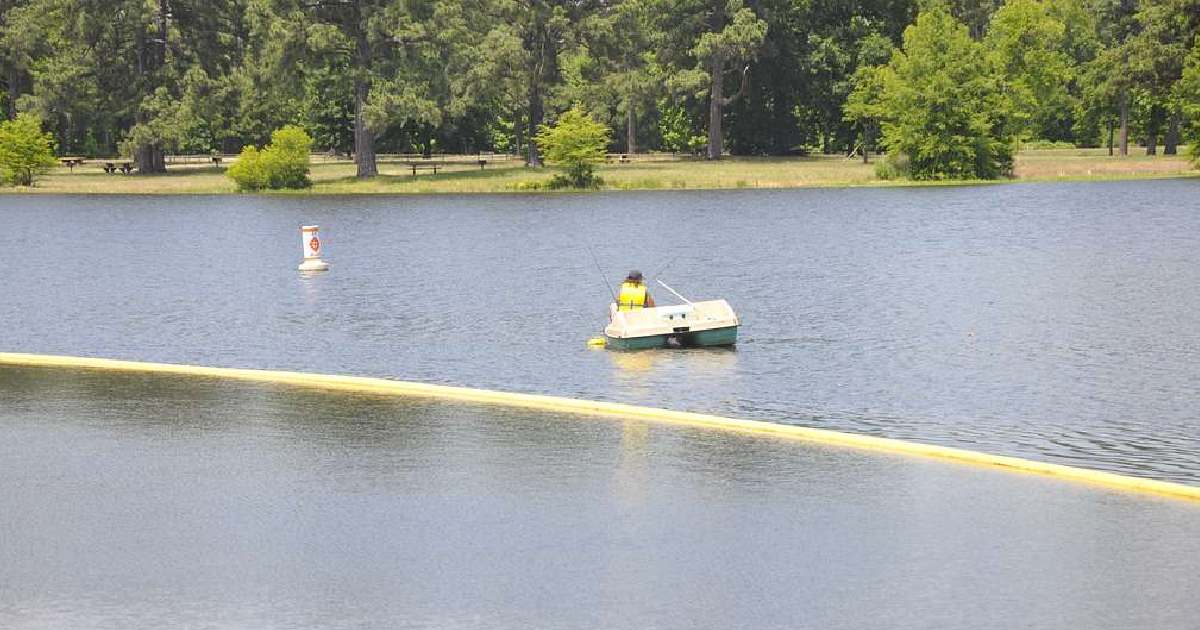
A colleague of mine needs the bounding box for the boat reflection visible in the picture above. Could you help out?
[607,346,737,393]
[606,346,738,376]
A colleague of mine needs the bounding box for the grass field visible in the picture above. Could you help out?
[8,148,1195,195]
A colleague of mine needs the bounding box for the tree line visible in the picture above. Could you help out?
[0,0,1197,180]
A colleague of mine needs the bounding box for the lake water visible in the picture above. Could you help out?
[1,366,1197,629]
[1,180,1198,482]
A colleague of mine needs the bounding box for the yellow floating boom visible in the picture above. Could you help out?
[0,351,1197,503]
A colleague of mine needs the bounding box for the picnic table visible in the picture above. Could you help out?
[406,162,440,175]
[59,158,85,172]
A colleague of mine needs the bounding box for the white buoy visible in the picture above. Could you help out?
[298,224,330,272]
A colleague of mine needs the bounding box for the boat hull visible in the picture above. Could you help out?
[605,325,738,351]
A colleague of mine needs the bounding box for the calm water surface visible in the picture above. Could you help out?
[1,181,1199,482]
[1,366,1197,629]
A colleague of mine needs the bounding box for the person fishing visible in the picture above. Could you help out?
[617,270,655,311]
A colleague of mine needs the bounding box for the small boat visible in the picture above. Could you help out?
[603,299,739,350]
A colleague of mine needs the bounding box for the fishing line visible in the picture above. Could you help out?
[586,241,618,304]
[650,251,684,282]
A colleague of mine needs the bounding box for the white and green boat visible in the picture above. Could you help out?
[603,299,740,350]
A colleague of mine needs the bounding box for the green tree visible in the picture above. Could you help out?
[1077,0,1140,155]
[1078,47,1142,153]
[0,112,55,186]
[534,104,610,188]
[566,0,663,154]
[299,64,355,155]
[658,98,705,154]
[257,0,504,178]
[690,1,767,159]
[844,62,889,162]
[1178,39,1200,166]
[650,0,767,159]
[121,0,250,172]
[871,4,1022,179]
[488,0,597,166]
[1122,0,1200,154]
[227,124,312,190]
[0,0,43,120]
[5,0,254,170]
[985,0,1091,142]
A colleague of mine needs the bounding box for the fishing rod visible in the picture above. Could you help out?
[586,242,618,304]
[656,279,694,306]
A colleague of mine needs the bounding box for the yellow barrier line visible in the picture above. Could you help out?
[2,351,1198,503]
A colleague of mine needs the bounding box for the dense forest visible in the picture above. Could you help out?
[0,0,1197,178]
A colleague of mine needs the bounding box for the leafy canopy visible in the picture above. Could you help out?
[984,0,1081,141]
[0,113,57,187]
[658,100,705,154]
[691,2,768,66]
[534,105,612,188]
[1179,40,1200,167]
[871,5,1023,180]
[227,126,314,191]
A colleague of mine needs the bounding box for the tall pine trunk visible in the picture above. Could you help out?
[1164,114,1180,155]
[1118,94,1129,157]
[707,54,724,160]
[527,74,543,166]
[626,103,637,155]
[6,64,20,119]
[524,12,550,168]
[353,21,377,179]
[353,78,377,178]
[135,0,169,174]
[136,145,165,173]
[514,118,524,158]
[1145,105,1163,156]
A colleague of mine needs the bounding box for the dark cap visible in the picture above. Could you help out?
[626,270,643,282]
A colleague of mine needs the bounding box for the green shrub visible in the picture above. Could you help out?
[658,100,706,155]
[534,105,610,189]
[549,162,605,190]
[873,153,908,180]
[228,126,313,191]
[0,113,57,187]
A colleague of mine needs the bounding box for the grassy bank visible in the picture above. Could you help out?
[8,148,1196,195]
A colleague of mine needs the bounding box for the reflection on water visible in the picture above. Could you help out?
[1,182,1199,482]
[607,347,739,400]
[608,346,738,374]
[0,366,1197,630]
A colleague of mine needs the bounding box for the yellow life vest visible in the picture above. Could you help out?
[617,281,647,311]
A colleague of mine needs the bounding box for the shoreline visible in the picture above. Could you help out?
[2,150,1194,196]
[0,172,1194,197]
